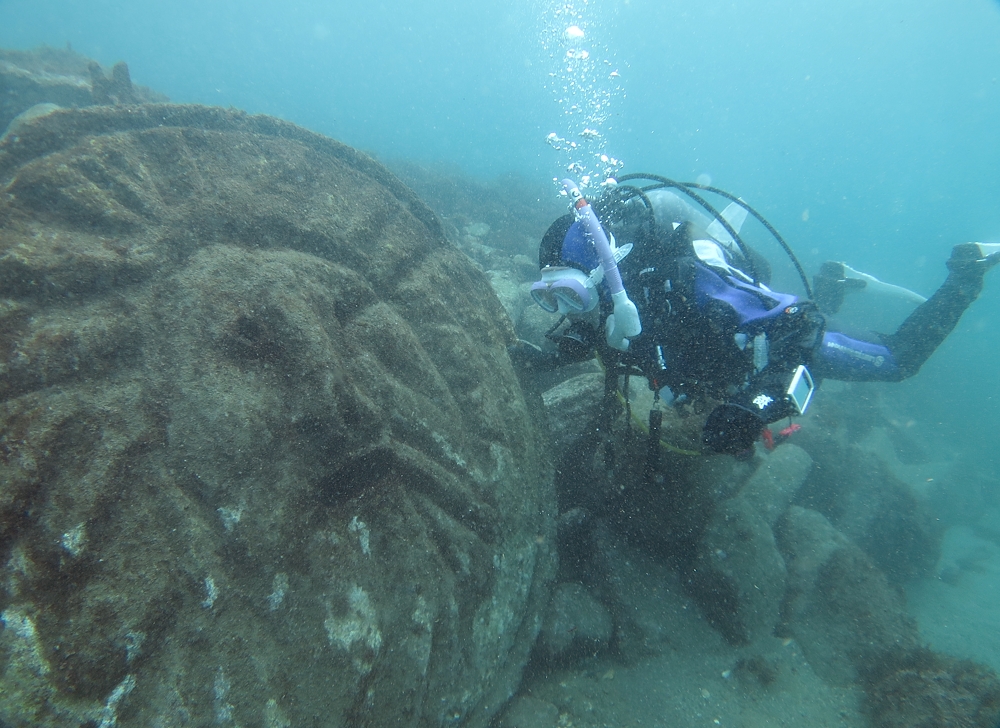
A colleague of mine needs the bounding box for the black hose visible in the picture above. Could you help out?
[682,182,813,298]
[615,173,760,286]
[594,183,657,243]
[645,408,663,483]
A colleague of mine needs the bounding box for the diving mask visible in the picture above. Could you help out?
[530,267,599,314]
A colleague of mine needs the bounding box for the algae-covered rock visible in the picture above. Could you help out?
[777,506,918,686]
[779,513,1000,725]
[687,497,786,647]
[0,104,556,727]
[0,46,166,137]
[538,581,612,662]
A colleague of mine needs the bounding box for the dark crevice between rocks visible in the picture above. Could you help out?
[314,445,397,507]
[1,412,98,560]
[408,491,494,604]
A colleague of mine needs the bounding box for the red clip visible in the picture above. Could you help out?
[761,428,775,450]
[763,423,801,451]
[778,423,801,439]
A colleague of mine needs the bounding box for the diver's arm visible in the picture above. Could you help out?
[508,321,599,372]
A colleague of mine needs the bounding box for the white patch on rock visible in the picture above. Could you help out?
[409,596,434,676]
[214,668,234,724]
[348,516,371,556]
[123,630,145,663]
[264,697,291,728]
[60,523,87,557]
[0,608,49,675]
[267,572,289,611]
[324,585,382,674]
[217,505,243,531]
[96,674,136,728]
[202,576,218,609]
[431,431,467,470]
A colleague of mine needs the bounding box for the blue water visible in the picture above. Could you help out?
[3,0,998,278]
[3,0,1000,659]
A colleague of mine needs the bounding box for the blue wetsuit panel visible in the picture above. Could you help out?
[813,331,900,381]
[560,221,601,272]
[693,264,798,330]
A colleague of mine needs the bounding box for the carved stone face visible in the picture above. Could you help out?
[0,103,555,726]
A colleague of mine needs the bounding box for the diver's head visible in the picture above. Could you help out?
[532,219,603,314]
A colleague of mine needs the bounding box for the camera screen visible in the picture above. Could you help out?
[787,365,815,415]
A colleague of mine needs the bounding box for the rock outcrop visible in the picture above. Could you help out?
[537,581,612,662]
[0,104,556,727]
[1,46,166,138]
[778,506,919,685]
[686,445,812,646]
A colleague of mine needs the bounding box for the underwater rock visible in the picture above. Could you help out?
[780,506,1000,724]
[0,104,556,727]
[777,506,918,686]
[0,46,166,137]
[591,520,723,658]
[795,409,941,581]
[540,371,605,453]
[0,103,62,145]
[860,646,1000,728]
[687,496,786,647]
[88,61,143,106]
[740,444,812,527]
[1,47,93,135]
[685,446,811,646]
[538,582,613,662]
[495,695,560,728]
[487,269,529,331]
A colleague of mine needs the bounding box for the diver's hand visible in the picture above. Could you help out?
[702,403,764,455]
[508,340,559,371]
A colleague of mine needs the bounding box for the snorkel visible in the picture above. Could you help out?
[562,178,642,350]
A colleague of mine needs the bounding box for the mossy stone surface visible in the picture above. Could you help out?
[0,104,556,727]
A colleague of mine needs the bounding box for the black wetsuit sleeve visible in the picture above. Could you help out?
[508,320,599,372]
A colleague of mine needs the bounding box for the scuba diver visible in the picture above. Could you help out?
[515,174,999,456]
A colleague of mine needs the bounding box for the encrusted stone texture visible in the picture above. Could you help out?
[1,46,167,137]
[777,506,919,686]
[0,104,556,727]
